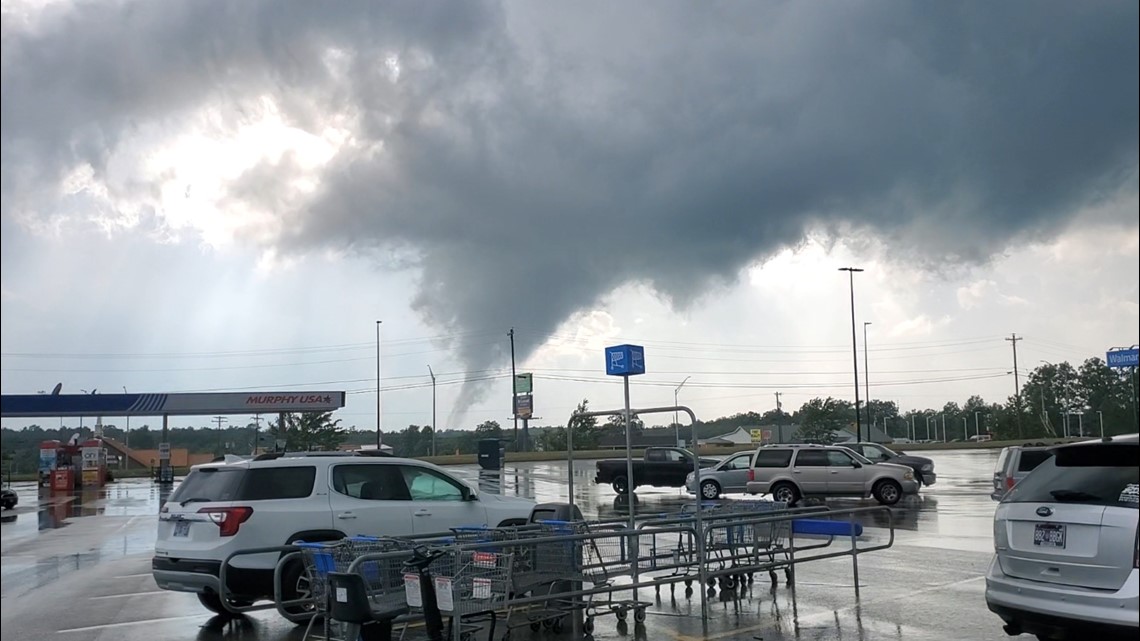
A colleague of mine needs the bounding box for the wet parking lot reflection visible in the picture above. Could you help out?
[0,449,1006,640]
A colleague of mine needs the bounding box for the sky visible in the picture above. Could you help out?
[2,0,1137,434]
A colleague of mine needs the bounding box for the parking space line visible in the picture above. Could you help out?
[89,590,168,600]
[57,614,210,634]
[111,573,152,579]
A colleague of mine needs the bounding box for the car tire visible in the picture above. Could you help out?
[1,501,13,511]
[700,480,721,500]
[612,476,630,495]
[278,558,316,625]
[872,479,902,506]
[770,482,800,505]
[196,591,251,617]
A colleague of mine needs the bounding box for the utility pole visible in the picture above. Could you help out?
[213,416,228,455]
[910,414,915,442]
[839,267,865,442]
[509,328,518,450]
[863,322,872,438]
[674,377,692,447]
[428,365,437,456]
[1006,333,1023,438]
[251,414,262,455]
[774,391,782,412]
[376,320,383,449]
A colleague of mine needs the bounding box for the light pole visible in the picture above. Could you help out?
[925,414,932,441]
[974,411,981,440]
[863,321,872,437]
[375,320,383,449]
[962,417,967,441]
[674,376,691,446]
[116,386,129,451]
[839,267,865,442]
[428,365,437,456]
[1097,410,1104,437]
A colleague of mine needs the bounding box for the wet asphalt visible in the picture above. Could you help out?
[0,449,1012,641]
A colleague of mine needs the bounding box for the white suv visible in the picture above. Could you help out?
[986,434,1139,640]
[152,452,536,621]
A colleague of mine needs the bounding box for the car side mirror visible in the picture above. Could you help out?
[852,462,863,468]
[462,486,477,501]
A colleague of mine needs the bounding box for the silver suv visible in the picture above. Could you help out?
[991,445,1054,501]
[986,434,1139,640]
[744,444,917,506]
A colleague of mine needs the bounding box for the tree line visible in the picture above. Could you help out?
[2,356,1135,470]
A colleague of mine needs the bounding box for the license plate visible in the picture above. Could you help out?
[1033,523,1065,548]
[173,520,191,537]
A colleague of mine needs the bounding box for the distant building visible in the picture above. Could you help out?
[699,427,754,446]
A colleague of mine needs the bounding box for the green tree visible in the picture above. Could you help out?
[474,420,503,439]
[795,397,853,444]
[272,412,348,452]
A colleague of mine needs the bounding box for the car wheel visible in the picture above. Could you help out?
[196,591,251,617]
[612,476,630,494]
[278,559,316,624]
[770,482,800,505]
[700,479,721,500]
[873,480,902,506]
[1,501,13,511]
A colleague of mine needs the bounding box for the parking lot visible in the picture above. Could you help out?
[0,449,1012,640]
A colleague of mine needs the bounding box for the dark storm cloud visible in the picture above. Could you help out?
[3,1,1138,409]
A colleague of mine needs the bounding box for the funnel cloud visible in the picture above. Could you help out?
[2,1,1137,410]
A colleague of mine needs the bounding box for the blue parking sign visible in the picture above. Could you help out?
[605,344,646,376]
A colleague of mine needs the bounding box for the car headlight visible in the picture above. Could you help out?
[921,464,933,472]
[903,470,914,480]
[685,473,694,482]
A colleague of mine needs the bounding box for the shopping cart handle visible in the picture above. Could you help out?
[791,519,863,537]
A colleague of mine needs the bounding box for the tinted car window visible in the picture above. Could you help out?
[332,464,411,501]
[794,450,828,467]
[1017,450,1052,472]
[753,450,793,468]
[169,467,244,503]
[1005,451,1139,509]
[240,466,316,500]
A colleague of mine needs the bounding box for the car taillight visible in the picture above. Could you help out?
[748,469,755,482]
[198,506,253,537]
[1005,476,1016,491]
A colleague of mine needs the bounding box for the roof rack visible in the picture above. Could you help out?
[250,450,395,461]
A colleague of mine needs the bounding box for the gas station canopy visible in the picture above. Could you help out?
[0,391,346,417]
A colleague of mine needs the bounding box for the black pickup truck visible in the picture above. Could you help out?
[594,447,719,494]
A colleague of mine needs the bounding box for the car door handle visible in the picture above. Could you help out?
[414,509,432,517]
[336,512,356,520]
[829,470,839,475]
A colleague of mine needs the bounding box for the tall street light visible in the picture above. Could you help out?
[428,365,437,456]
[674,376,691,446]
[839,267,865,442]
[863,321,872,438]
[375,320,383,449]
